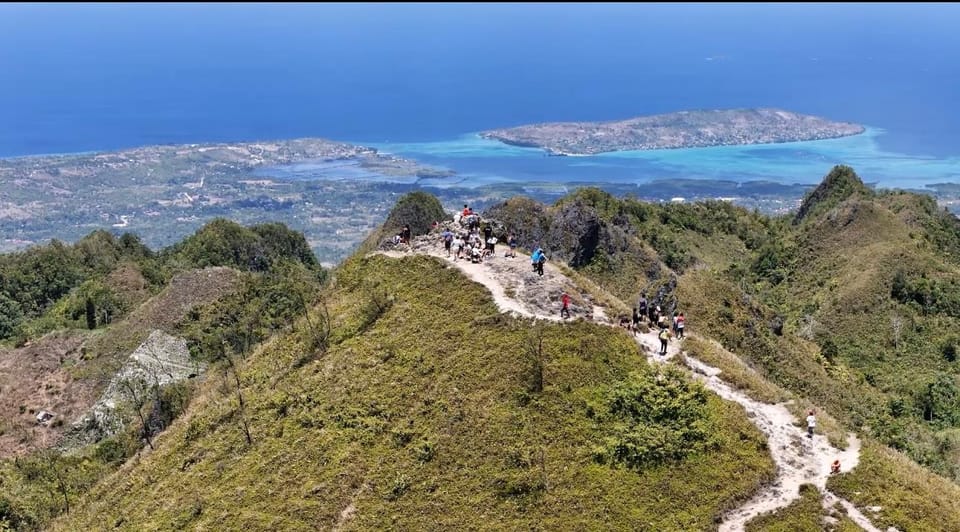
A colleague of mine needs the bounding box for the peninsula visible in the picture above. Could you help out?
[479,108,865,155]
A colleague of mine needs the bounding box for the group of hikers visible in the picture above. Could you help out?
[427,208,689,353]
[435,205,535,268]
[421,208,846,474]
[615,294,686,355]
[392,224,412,246]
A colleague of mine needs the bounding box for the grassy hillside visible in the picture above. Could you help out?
[7,179,960,531]
[0,220,325,530]
[479,170,960,523]
[51,254,774,531]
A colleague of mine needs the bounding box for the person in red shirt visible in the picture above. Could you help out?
[831,460,841,475]
[560,292,571,318]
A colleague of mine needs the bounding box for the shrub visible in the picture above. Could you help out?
[591,368,714,469]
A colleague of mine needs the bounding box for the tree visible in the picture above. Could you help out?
[85,298,96,330]
[224,352,253,446]
[524,326,546,394]
[383,191,446,238]
[0,293,23,339]
[119,376,155,450]
[891,314,904,351]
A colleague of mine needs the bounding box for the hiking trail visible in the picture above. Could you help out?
[374,232,890,532]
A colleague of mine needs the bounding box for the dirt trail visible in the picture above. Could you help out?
[373,234,885,531]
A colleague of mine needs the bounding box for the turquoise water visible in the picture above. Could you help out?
[362,127,960,192]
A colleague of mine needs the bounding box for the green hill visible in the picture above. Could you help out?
[5,174,960,531]
[43,253,774,530]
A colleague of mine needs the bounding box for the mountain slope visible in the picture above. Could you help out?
[52,253,774,530]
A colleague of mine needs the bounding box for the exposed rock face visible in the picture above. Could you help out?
[546,201,603,267]
[483,196,676,310]
[59,330,205,450]
[480,108,865,155]
[483,197,552,250]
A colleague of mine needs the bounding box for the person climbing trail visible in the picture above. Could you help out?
[806,410,817,438]
[560,292,571,318]
[831,459,841,475]
[441,228,454,257]
[638,295,648,324]
[632,307,642,335]
[676,312,685,339]
[658,326,670,355]
[531,247,546,277]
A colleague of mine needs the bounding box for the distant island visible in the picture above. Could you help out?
[479,108,865,155]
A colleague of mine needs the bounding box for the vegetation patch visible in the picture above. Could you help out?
[589,367,715,469]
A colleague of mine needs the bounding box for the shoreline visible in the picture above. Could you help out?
[482,128,870,157]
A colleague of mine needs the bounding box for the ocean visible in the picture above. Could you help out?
[2,3,960,187]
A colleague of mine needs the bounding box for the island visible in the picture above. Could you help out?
[479,108,865,155]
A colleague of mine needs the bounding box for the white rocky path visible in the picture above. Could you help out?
[374,231,887,532]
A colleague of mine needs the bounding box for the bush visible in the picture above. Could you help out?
[591,368,714,469]
[383,191,446,238]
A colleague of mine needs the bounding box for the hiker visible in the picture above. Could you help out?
[632,307,642,335]
[806,410,816,438]
[560,292,571,318]
[531,248,547,277]
[831,460,841,475]
[470,242,483,263]
[400,225,411,245]
[676,312,685,339]
[462,204,472,217]
[658,327,670,355]
[657,309,668,330]
[441,228,454,257]
[638,295,648,324]
[485,235,497,257]
[506,234,518,258]
[672,312,679,335]
[483,224,493,244]
[452,234,464,261]
[619,315,632,330]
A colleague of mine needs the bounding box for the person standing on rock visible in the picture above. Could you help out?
[806,410,816,438]
[400,225,411,245]
[560,292,571,318]
[658,326,670,356]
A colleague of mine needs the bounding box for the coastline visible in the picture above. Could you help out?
[480,127,870,157]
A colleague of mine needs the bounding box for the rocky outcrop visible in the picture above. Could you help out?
[58,330,205,451]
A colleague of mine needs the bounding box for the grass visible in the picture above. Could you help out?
[826,439,960,531]
[553,262,630,318]
[51,254,775,531]
[680,336,790,404]
[744,484,826,532]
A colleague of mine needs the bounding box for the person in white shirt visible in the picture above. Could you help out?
[806,410,816,438]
